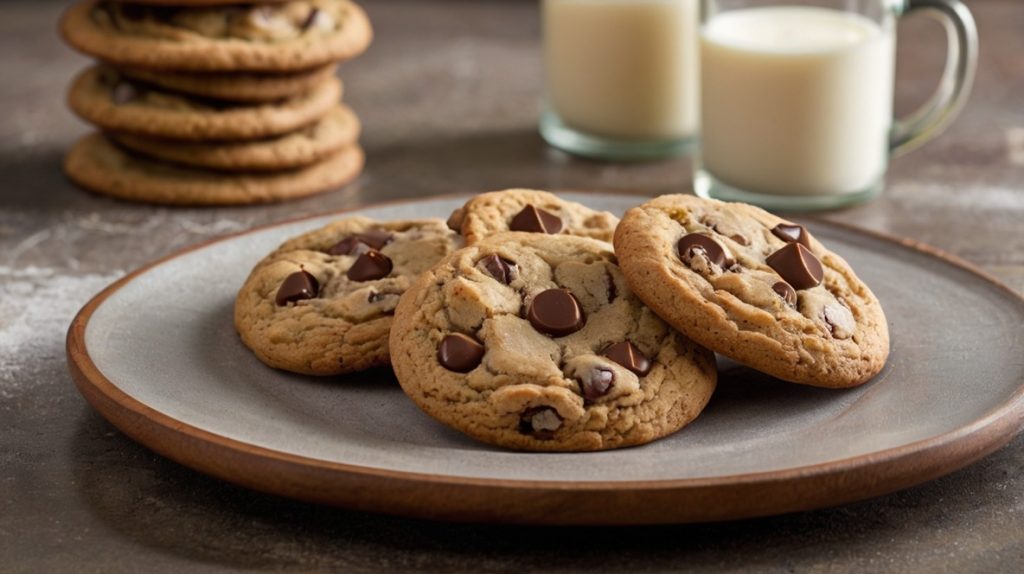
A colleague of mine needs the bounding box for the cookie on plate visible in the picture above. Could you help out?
[64,133,363,205]
[390,233,717,452]
[110,104,360,171]
[235,217,459,375]
[118,63,338,104]
[614,194,889,388]
[446,189,620,245]
[61,0,373,72]
[68,66,341,141]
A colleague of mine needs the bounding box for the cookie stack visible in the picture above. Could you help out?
[233,190,890,452]
[59,0,372,205]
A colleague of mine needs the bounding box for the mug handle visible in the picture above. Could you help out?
[889,0,978,157]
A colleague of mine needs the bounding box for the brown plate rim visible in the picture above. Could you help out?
[65,192,1024,525]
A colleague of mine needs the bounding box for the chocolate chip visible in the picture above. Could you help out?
[275,270,318,306]
[766,243,823,290]
[526,289,585,337]
[346,250,393,281]
[301,7,321,30]
[678,233,735,268]
[480,253,515,284]
[772,281,798,306]
[602,341,651,376]
[437,333,485,373]
[327,237,368,256]
[355,229,393,250]
[577,367,615,401]
[111,82,139,105]
[510,205,563,234]
[518,406,562,439]
[772,223,812,247]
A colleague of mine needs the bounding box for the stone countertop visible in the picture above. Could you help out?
[1,0,1022,571]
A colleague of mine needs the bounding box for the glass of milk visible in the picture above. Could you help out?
[695,0,977,211]
[541,0,701,160]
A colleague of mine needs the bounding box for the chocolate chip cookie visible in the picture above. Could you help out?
[64,133,363,205]
[61,0,373,72]
[68,66,341,141]
[235,217,459,375]
[614,194,889,388]
[389,233,717,452]
[119,63,338,103]
[111,104,360,172]
[446,189,620,245]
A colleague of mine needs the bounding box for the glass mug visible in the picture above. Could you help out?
[540,0,701,160]
[694,0,977,211]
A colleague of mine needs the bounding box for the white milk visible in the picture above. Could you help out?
[544,0,700,141]
[701,7,895,196]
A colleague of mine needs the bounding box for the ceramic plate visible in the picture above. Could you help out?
[67,193,1024,524]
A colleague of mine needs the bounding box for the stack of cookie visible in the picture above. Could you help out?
[234,190,890,452]
[59,0,372,205]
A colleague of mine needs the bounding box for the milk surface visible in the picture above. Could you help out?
[701,6,895,196]
[544,0,700,141]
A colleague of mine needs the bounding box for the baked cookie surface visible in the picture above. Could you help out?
[119,63,338,103]
[446,189,620,245]
[68,66,341,141]
[235,217,459,375]
[614,194,889,388]
[64,133,363,205]
[389,233,717,452]
[111,103,360,171]
[61,0,373,72]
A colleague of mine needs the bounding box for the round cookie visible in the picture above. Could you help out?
[446,189,621,245]
[111,104,360,171]
[614,194,889,388]
[235,217,459,375]
[390,233,717,452]
[68,66,341,141]
[64,133,363,205]
[119,64,338,103]
[60,0,373,72]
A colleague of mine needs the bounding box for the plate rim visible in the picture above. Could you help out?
[65,192,1024,524]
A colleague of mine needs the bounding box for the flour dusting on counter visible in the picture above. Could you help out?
[0,265,121,398]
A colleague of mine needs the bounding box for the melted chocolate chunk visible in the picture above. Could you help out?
[766,243,823,290]
[275,270,318,306]
[327,237,370,256]
[480,253,515,285]
[526,289,585,337]
[602,341,652,376]
[111,82,139,105]
[772,281,798,306]
[346,250,393,281]
[518,406,562,439]
[677,233,735,268]
[301,7,322,30]
[577,367,615,401]
[510,205,563,234]
[772,223,812,247]
[437,333,485,373]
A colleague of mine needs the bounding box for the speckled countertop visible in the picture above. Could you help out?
[2,0,1022,571]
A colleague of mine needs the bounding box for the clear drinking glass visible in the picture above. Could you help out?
[540,0,701,160]
[694,0,977,211]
